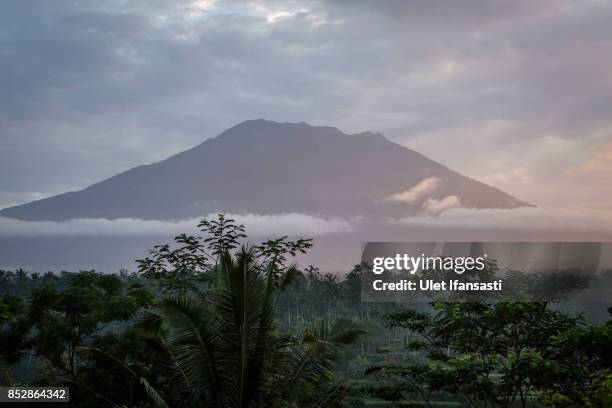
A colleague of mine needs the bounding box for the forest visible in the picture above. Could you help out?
[1,214,611,407]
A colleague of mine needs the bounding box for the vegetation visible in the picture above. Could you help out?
[0,214,610,407]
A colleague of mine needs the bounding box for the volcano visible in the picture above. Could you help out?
[0,119,530,221]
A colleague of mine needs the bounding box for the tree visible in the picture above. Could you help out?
[537,307,612,407]
[0,294,28,366]
[13,272,152,377]
[135,224,364,407]
[137,214,311,295]
[377,302,611,408]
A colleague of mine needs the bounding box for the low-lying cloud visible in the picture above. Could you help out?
[421,195,461,215]
[380,177,441,204]
[3,207,612,238]
[393,207,612,234]
[0,213,354,237]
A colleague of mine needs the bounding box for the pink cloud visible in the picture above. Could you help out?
[568,140,612,175]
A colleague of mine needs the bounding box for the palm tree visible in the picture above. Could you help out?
[140,246,365,408]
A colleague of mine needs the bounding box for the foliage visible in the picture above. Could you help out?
[377,303,612,408]
[138,245,364,408]
[136,214,311,294]
[1,214,611,407]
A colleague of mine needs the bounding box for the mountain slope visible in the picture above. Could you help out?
[0,119,530,221]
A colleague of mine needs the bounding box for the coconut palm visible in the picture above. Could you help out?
[140,245,365,408]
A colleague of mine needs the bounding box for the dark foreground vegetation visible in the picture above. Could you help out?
[1,215,611,407]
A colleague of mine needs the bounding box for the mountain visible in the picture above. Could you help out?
[0,119,530,221]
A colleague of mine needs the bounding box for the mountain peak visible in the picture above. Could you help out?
[219,119,345,140]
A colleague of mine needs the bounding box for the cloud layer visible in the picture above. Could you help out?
[393,207,612,234]
[0,213,354,237]
[3,207,612,238]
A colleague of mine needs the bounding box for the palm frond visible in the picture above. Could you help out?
[140,377,170,408]
[309,380,347,408]
[142,245,357,408]
[155,295,225,407]
[280,264,303,289]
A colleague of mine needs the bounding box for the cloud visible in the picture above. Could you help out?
[191,0,218,13]
[393,207,612,233]
[380,177,440,203]
[421,195,461,215]
[568,140,612,175]
[0,213,354,237]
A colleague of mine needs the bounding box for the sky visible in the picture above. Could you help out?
[1,0,612,212]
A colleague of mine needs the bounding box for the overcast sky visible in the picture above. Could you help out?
[1,0,611,211]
